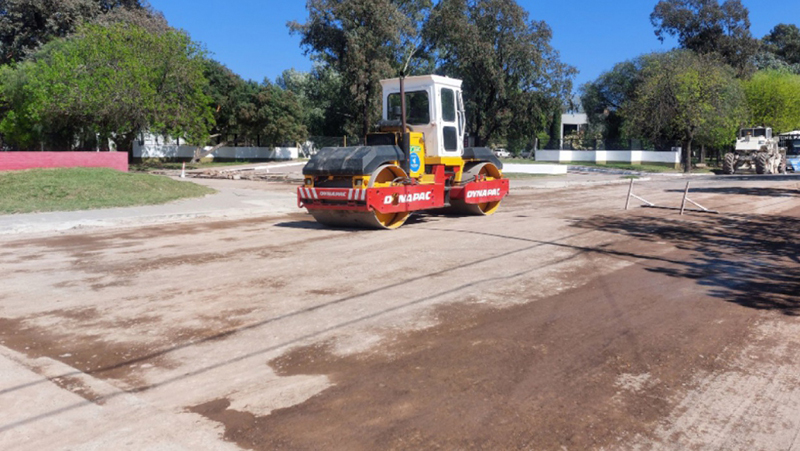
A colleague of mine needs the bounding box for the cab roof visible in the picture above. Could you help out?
[380,75,463,93]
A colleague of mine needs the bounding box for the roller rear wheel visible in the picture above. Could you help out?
[450,162,503,216]
[310,165,410,229]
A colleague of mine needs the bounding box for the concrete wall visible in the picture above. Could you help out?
[0,152,128,172]
[134,135,298,160]
[535,149,680,167]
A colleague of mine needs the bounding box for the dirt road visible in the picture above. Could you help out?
[1,175,799,450]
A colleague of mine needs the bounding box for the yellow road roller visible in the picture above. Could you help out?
[297,75,510,229]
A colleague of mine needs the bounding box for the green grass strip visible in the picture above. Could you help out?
[0,167,215,214]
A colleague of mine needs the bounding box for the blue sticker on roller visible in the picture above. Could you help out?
[410,150,421,173]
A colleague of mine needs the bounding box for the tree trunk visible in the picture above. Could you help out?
[474,112,484,147]
[683,139,692,173]
[191,141,227,163]
[112,132,137,163]
[99,132,111,152]
[362,83,372,137]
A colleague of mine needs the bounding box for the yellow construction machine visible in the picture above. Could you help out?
[297,75,510,229]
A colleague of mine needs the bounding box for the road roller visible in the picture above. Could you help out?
[297,75,510,229]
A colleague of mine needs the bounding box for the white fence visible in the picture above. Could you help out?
[503,163,568,175]
[535,149,680,167]
[133,135,298,160]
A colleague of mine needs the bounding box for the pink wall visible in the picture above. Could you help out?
[0,152,128,172]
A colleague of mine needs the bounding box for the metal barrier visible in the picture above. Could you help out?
[625,179,718,215]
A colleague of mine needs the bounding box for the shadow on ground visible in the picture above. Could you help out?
[571,210,800,316]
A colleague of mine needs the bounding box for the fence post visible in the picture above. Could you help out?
[680,181,690,215]
[625,178,634,210]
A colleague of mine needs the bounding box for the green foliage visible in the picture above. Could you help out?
[763,24,800,66]
[289,0,572,146]
[547,109,561,148]
[290,0,432,136]
[424,0,575,147]
[276,65,347,136]
[203,60,307,147]
[650,0,758,76]
[0,23,213,152]
[203,59,247,139]
[580,57,648,141]
[621,50,747,171]
[0,0,165,64]
[743,70,800,133]
[237,80,307,146]
[757,24,800,75]
[752,51,800,75]
[0,167,215,214]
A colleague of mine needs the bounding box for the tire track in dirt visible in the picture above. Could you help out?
[186,203,800,450]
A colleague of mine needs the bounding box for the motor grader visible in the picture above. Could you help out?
[297,75,509,229]
[723,126,787,175]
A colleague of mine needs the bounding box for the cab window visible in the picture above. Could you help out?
[441,88,455,122]
[388,91,430,125]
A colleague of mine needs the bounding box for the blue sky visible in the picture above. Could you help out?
[149,0,800,90]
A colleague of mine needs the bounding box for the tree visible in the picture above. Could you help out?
[621,50,747,172]
[190,60,307,162]
[203,59,249,140]
[289,0,431,136]
[650,0,758,75]
[236,80,307,147]
[0,23,213,156]
[425,0,575,147]
[763,24,800,66]
[0,0,162,64]
[277,65,348,137]
[752,51,800,75]
[580,57,650,143]
[91,3,170,35]
[743,70,800,133]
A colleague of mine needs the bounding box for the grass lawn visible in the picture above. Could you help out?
[0,167,216,214]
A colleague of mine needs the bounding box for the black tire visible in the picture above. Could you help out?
[755,152,768,174]
[723,153,736,174]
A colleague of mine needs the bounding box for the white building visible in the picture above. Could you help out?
[560,113,589,142]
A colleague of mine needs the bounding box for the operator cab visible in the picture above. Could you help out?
[736,126,774,151]
[739,127,772,139]
[380,75,467,158]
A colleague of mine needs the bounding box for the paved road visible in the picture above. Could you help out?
[0,174,799,450]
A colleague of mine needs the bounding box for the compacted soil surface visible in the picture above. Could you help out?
[1,175,799,450]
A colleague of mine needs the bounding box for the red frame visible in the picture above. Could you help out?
[297,165,509,213]
[450,178,510,204]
